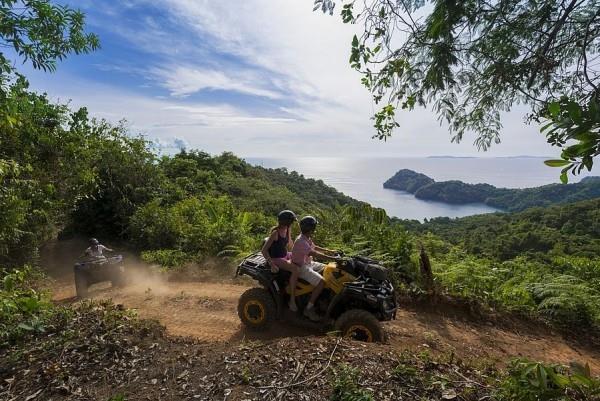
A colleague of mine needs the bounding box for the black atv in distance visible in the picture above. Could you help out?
[236,253,397,342]
[74,254,126,298]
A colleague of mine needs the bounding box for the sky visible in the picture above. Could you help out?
[22,0,556,157]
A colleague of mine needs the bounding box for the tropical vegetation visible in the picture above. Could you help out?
[405,199,600,260]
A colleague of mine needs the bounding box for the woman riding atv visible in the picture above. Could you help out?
[237,215,396,341]
[261,210,300,311]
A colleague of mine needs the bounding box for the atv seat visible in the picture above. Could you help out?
[273,269,312,288]
[237,252,315,288]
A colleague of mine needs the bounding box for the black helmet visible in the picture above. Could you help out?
[277,210,297,225]
[299,215,318,233]
[90,238,99,245]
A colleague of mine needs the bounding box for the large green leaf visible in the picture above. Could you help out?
[544,159,569,167]
[548,102,560,118]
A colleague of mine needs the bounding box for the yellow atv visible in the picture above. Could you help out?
[236,253,397,342]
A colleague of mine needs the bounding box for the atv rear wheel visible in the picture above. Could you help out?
[334,309,385,343]
[74,270,88,298]
[238,288,276,331]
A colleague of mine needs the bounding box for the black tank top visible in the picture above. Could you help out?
[268,229,288,258]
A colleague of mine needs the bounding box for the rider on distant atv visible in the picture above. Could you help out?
[75,239,124,298]
[292,215,340,321]
[84,238,113,259]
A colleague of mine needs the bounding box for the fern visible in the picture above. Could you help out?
[529,275,600,327]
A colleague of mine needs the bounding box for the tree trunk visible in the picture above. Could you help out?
[419,245,434,294]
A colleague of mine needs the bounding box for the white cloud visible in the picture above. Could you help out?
[150,65,283,99]
[135,0,553,156]
[44,1,558,157]
[149,136,189,153]
[161,105,297,126]
[150,0,366,103]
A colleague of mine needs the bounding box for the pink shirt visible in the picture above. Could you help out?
[291,234,314,266]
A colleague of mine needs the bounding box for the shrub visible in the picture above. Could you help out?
[330,364,374,401]
[497,359,600,401]
[141,249,191,269]
[529,275,600,328]
[0,266,55,346]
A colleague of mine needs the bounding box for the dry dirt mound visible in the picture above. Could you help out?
[51,273,600,372]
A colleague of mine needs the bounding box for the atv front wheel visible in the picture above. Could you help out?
[335,309,385,342]
[74,270,89,298]
[238,288,276,331]
[111,266,127,287]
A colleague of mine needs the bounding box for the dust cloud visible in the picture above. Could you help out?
[41,239,243,306]
[41,237,169,300]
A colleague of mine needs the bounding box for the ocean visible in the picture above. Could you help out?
[245,157,594,221]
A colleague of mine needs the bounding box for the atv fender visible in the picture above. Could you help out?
[239,266,284,317]
[326,290,350,319]
[258,278,285,318]
[326,287,380,319]
[269,279,285,317]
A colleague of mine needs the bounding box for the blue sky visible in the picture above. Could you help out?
[22,0,555,157]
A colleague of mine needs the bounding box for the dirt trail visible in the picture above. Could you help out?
[52,274,316,342]
[44,239,600,371]
[51,274,600,371]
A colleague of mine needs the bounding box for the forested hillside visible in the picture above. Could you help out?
[384,169,600,211]
[403,199,600,260]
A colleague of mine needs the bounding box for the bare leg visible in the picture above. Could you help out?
[275,260,299,309]
[303,280,325,321]
[308,280,324,305]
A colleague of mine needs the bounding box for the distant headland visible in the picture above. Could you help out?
[383,169,600,212]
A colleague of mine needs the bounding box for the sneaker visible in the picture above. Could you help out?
[288,302,298,312]
[303,307,320,322]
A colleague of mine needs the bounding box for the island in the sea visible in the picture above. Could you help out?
[383,169,600,212]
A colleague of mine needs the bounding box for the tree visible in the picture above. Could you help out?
[0,0,99,75]
[0,0,99,128]
[0,1,98,266]
[314,0,600,180]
